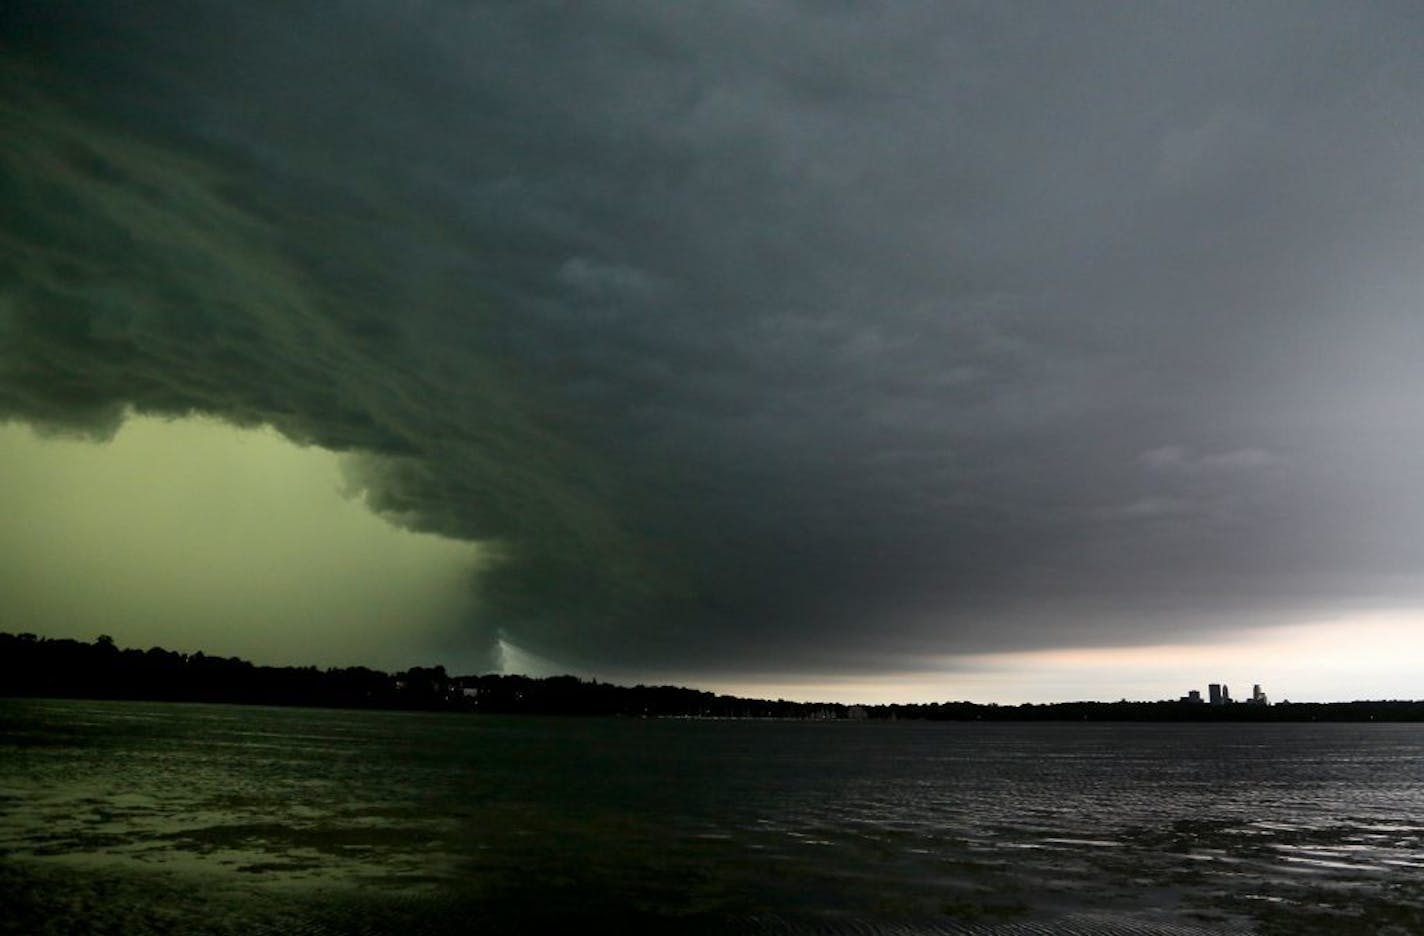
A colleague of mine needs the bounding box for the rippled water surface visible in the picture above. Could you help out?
[2,699,1423,934]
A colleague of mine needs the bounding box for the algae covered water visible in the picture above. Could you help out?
[2,698,1422,934]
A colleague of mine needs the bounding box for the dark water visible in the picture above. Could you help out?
[2,699,1422,934]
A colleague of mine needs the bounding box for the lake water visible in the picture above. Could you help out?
[1,699,1422,934]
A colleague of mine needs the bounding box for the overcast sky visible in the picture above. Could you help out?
[3,2,1423,700]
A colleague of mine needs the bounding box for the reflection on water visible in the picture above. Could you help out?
[2,699,1423,934]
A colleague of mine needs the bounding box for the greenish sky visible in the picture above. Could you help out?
[0,416,495,671]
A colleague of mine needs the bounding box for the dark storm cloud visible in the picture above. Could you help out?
[4,1,1424,676]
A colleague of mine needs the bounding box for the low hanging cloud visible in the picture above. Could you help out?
[1138,446,1281,474]
[3,2,1424,680]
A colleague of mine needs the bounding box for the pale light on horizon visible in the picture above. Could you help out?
[695,611,1424,705]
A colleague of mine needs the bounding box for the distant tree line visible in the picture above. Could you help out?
[0,632,838,717]
[2,632,1421,721]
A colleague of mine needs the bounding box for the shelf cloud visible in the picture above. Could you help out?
[4,2,1424,682]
